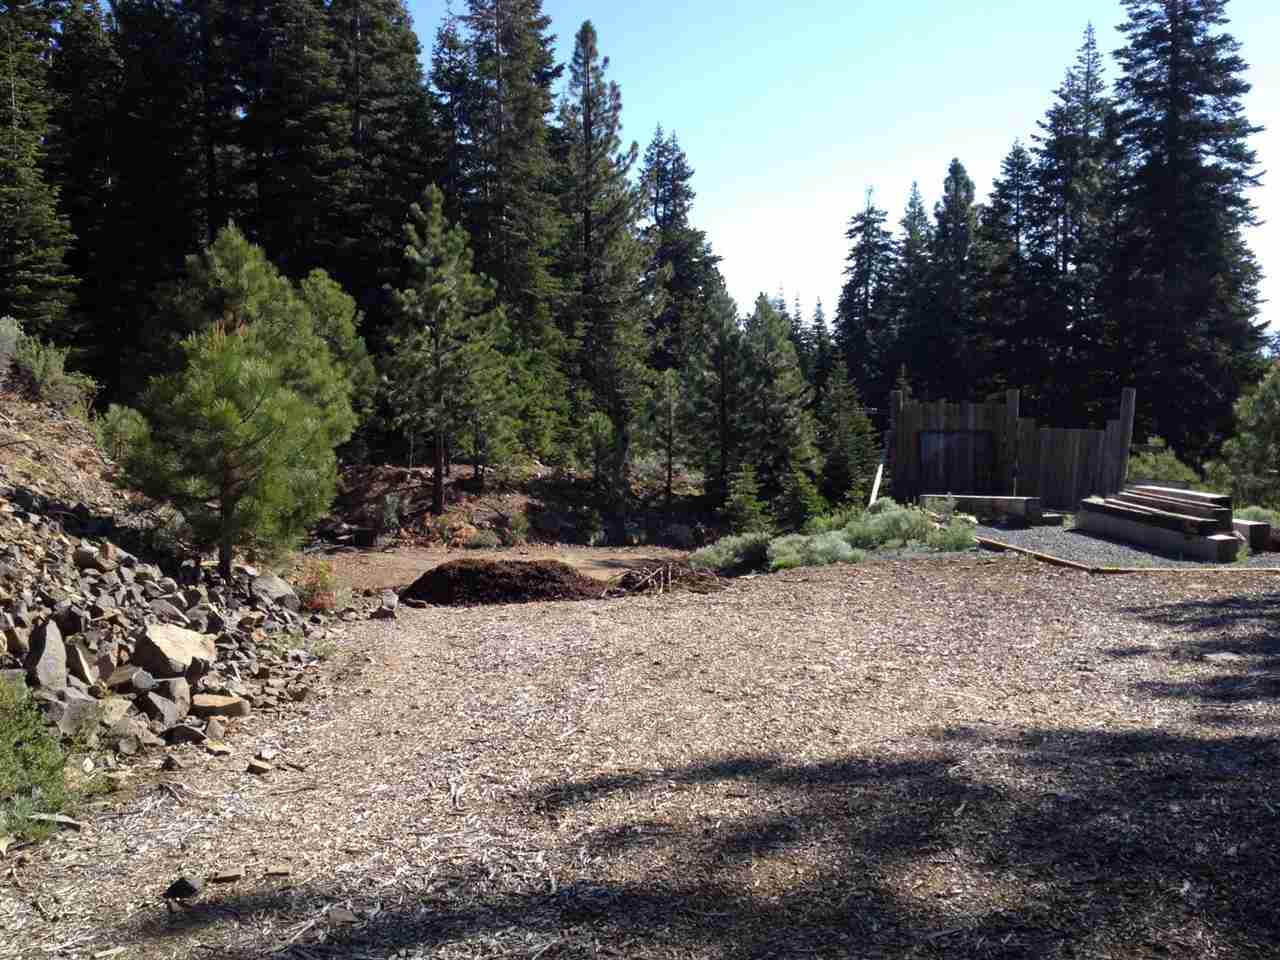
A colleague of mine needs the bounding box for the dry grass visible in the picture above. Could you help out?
[2,552,1278,959]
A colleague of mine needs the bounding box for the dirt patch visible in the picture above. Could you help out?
[401,558,607,606]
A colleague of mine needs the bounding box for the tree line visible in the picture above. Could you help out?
[0,0,1266,554]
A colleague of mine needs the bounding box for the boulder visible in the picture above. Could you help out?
[251,574,300,612]
[25,620,66,690]
[158,677,191,719]
[149,598,190,625]
[106,665,156,694]
[4,625,29,659]
[131,624,216,679]
[73,544,116,573]
[190,693,251,719]
[98,696,133,728]
[43,688,101,736]
[66,643,98,685]
[140,692,183,727]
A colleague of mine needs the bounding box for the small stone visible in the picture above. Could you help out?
[257,747,278,762]
[205,717,226,740]
[246,758,272,775]
[326,906,358,925]
[1204,651,1246,664]
[209,866,246,883]
[264,864,292,877]
[66,643,98,685]
[205,740,233,757]
[149,598,189,626]
[106,665,156,694]
[140,692,182,727]
[161,753,185,771]
[163,723,207,745]
[73,544,115,573]
[162,876,203,901]
[115,735,140,757]
[158,677,191,719]
[98,696,133,728]
[191,693,251,718]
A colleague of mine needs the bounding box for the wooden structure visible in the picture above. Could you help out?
[889,388,1136,511]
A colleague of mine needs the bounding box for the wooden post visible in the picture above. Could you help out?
[1117,388,1137,490]
[1005,389,1020,495]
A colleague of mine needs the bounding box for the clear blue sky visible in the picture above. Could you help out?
[409,0,1277,329]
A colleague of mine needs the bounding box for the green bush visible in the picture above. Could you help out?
[92,404,148,462]
[802,502,863,535]
[843,503,932,550]
[775,468,827,532]
[1127,437,1203,490]
[0,315,96,411]
[866,497,901,515]
[689,531,772,574]
[767,531,862,571]
[928,518,978,552]
[498,511,530,546]
[0,315,17,368]
[1237,505,1280,526]
[465,529,502,549]
[0,679,72,841]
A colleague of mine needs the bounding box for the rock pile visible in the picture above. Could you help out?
[0,495,368,756]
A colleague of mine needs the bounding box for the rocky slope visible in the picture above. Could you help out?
[0,390,387,767]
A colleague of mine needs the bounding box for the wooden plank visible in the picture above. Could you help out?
[1006,390,1020,494]
[1039,427,1052,508]
[869,462,885,506]
[1118,387,1137,488]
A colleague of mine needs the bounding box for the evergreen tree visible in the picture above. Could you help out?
[835,189,895,394]
[639,125,719,369]
[641,366,686,513]
[927,158,979,400]
[557,20,651,515]
[888,182,933,392]
[122,226,359,578]
[382,185,511,515]
[741,293,818,496]
[818,357,878,505]
[775,466,825,532]
[0,0,76,340]
[686,283,746,502]
[723,462,771,534]
[1106,0,1265,462]
[809,298,836,408]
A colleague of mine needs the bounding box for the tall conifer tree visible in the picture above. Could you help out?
[835,189,895,395]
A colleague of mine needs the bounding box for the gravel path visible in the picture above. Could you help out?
[977,521,1280,569]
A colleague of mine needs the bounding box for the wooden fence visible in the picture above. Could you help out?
[889,388,1135,510]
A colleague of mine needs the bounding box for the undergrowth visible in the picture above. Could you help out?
[0,679,73,842]
[693,500,977,575]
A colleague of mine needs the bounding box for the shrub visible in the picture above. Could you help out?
[0,316,17,369]
[775,468,828,532]
[689,531,772,574]
[1127,437,1203,490]
[380,493,404,534]
[1237,505,1280,526]
[1210,368,1280,508]
[465,528,502,549]
[0,316,96,411]
[93,404,148,462]
[866,497,901,515]
[802,502,863,535]
[293,555,340,610]
[928,518,978,552]
[0,678,72,841]
[724,464,773,534]
[661,523,696,549]
[843,502,932,550]
[768,531,862,571]
[498,511,530,546]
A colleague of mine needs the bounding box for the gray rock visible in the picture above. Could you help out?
[158,677,191,719]
[205,717,226,740]
[4,625,29,659]
[98,696,133,727]
[65,642,98,685]
[107,665,157,693]
[163,723,207,745]
[73,544,116,573]
[251,573,300,612]
[42,688,100,736]
[25,620,66,690]
[149,598,190,626]
[140,692,182,726]
[53,603,90,637]
[131,624,216,679]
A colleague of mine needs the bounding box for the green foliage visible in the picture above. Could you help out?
[465,529,502,550]
[0,678,72,842]
[1236,505,1280,526]
[802,502,863,535]
[1208,369,1280,508]
[688,531,771,574]
[843,502,932,550]
[498,511,530,547]
[767,531,862,571]
[818,360,878,505]
[92,403,147,462]
[1126,437,1203,490]
[122,226,359,578]
[724,464,773,535]
[383,185,513,515]
[928,518,978,552]
[775,467,827,532]
[380,493,404,534]
[292,556,340,611]
[0,315,96,409]
[866,496,901,515]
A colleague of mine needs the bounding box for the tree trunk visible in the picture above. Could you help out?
[219,531,233,581]
[432,428,445,515]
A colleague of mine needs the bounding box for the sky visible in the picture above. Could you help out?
[408,0,1279,329]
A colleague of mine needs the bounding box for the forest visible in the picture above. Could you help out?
[0,0,1268,554]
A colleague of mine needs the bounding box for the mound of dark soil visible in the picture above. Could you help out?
[401,558,605,606]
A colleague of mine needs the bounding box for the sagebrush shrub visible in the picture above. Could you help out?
[689,532,772,574]
[0,679,72,841]
[466,529,502,549]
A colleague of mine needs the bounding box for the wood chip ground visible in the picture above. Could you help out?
[3,553,1278,959]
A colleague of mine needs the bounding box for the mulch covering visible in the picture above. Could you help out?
[401,558,604,606]
[401,557,726,606]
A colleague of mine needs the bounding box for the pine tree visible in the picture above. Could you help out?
[122,226,360,578]
[639,125,720,369]
[0,0,76,340]
[1106,0,1265,462]
[741,293,818,496]
[775,466,825,532]
[819,358,878,506]
[835,189,896,394]
[382,185,511,515]
[557,20,651,515]
[888,182,933,393]
[686,283,746,502]
[809,298,836,408]
[723,463,771,534]
[928,158,979,400]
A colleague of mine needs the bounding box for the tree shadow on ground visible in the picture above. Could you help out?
[1109,593,1280,714]
[125,723,1280,959]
